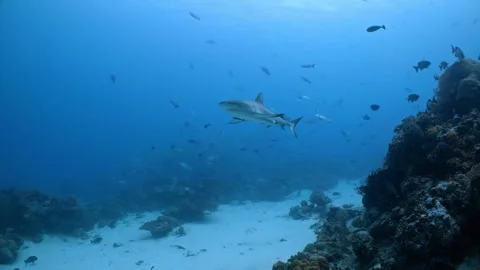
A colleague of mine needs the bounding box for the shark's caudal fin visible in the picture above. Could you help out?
[255,93,264,104]
[290,117,303,138]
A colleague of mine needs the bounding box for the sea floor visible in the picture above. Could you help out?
[11,180,363,270]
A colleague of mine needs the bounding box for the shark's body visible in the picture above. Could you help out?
[219,93,302,138]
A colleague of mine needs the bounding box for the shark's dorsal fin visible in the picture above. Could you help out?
[255,93,264,104]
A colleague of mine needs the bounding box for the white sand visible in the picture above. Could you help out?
[10,181,363,270]
[324,179,363,207]
[11,191,315,270]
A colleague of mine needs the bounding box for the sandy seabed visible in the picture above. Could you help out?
[10,180,362,270]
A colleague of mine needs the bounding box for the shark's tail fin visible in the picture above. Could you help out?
[290,117,303,138]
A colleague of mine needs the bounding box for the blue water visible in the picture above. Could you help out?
[0,0,478,200]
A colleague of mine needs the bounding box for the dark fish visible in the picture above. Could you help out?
[189,12,200,20]
[300,64,315,68]
[260,67,270,76]
[253,149,260,155]
[24,256,38,264]
[151,146,155,150]
[240,147,247,151]
[227,70,234,77]
[363,114,371,120]
[204,123,211,128]
[366,25,385,32]
[439,61,448,71]
[189,62,195,69]
[478,54,480,61]
[169,99,179,109]
[451,45,465,60]
[206,39,216,45]
[370,104,380,111]
[407,94,420,102]
[413,60,431,72]
[300,76,311,84]
[433,73,440,81]
[184,122,190,127]
[110,74,116,84]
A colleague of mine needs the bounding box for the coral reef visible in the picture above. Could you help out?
[355,58,480,269]
[276,206,362,270]
[276,58,480,270]
[0,189,94,240]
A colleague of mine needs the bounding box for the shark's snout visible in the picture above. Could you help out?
[219,101,240,110]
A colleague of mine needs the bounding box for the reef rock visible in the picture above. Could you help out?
[139,216,180,238]
[0,230,23,264]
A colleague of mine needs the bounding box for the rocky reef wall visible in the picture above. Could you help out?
[273,58,480,270]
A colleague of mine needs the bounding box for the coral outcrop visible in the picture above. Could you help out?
[430,58,480,118]
[289,190,331,220]
[139,216,180,238]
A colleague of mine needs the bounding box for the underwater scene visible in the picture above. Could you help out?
[1,0,480,269]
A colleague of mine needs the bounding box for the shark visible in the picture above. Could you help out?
[218,93,303,138]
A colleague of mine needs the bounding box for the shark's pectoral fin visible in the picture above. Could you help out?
[228,117,245,124]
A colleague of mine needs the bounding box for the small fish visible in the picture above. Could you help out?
[407,94,420,102]
[187,139,198,144]
[190,109,197,118]
[189,62,195,69]
[260,67,270,76]
[451,45,465,60]
[366,25,385,32]
[300,76,311,84]
[169,99,179,109]
[227,70,234,77]
[204,123,211,128]
[370,104,380,111]
[413,60,431,72]
[179,162,192,171]
[110,74,116,84]
[189,12,200,20]
[339,129,351,142]
[151,146,155,150]
[478,55,480,61]
[25,256,38,265]
[296,95,311,103]
[300,64,315,68]
[404,88,412,93]
[314,114,331,122]
[439,61,448,71]
[363,114,371,120]
[206,39,216,45]
[433,73,440,81]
